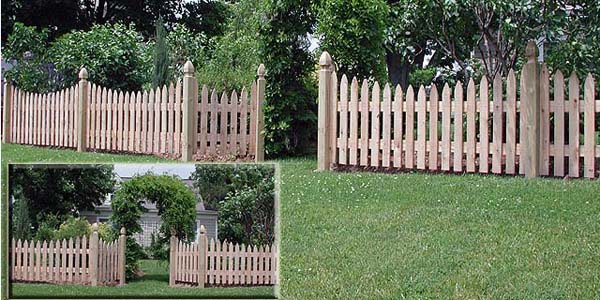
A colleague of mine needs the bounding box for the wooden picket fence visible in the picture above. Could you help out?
[317,41,600,178]
[169,226,277,287]
[1,61,266,162]
[10,225,126,286]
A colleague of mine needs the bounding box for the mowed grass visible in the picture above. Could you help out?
[3,143,600,299]
[10,260,275,298]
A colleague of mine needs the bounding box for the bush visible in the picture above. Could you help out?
[11,198,31,240]
[147,233,169,260]
[49,23,152,91]
[55,217,91,240]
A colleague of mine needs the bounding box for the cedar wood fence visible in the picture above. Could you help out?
[1,61,266,161]
[170,225,278,287]
[10,224,125,286]
[317,41,600,178]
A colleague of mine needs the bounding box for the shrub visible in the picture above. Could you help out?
[55,217,91,240]
[147,233,169,260]
[11,198,32,240]
[49,23,151,91]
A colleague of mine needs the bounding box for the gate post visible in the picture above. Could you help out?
[182,61,198,161]
[521,40,541,178]
[255,64,266,162]
[169,229,177,286]
[2,81,13,143]
[118,227,126,286]
[317,51,333,171]
[198,225,207,288]
[77,67,89,152]
[90,223,99,286]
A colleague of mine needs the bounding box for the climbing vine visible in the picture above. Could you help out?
[110,173,196,279]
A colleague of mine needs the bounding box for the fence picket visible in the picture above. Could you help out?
[540,66,551,175]
[360,80,369,166]
[405,86,415,169]
[492,75,503,174]
[350,78,359,165]
[429,85,439,171]
[161,86,168,153]
[371,82,381,167]
[417,85,426,169]
[240,88,248,156]
[583,74,596,178]
[441,84,451,171]
[220,92,229,155]
[339,75,349,165]
[175,81,183,155]
[453,82,464,172]
[231,91,239,155]
[506,70,517,174]
[466,80,476,172]
[568,72,580,177]
[382,83,392,167]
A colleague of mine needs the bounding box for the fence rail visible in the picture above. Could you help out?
[169,226,277,287]
[10,224,125,286]
[1,61,265,162]
[317,41,599,178]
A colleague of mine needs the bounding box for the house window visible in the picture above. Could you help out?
[97,217,110,223]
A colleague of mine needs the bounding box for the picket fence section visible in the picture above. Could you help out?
[169,226,277,287]
[10,225,125,286]
[1,61,265,161]
[317,42,599,178]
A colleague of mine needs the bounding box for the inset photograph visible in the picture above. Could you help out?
[7,163,278,299]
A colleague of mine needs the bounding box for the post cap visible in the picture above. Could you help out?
[200,225,206,234]
[170,228,177,236]
[183,60,195,75]
[525,40,538,63]
[79,67,88,79]
[91,222,98,232]
[257,64,266,77]
[120,227,126,235]
[319,51,332,67]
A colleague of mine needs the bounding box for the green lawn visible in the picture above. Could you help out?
[3,143,600,299]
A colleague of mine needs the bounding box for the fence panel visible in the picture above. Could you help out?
[317,45,599,178]
[10,225,125,286]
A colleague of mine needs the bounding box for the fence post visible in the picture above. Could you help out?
[77,67,89,152]
[198,225,207,288]
[169,229,177,286]
[317,51,333,171]
[2,81,13,143]
[90,223,99,286]
[521,40,541,178]
[182,60,198,161]
[118,227,126,286]
[255,64,266,162]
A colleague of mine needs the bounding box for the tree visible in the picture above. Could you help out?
[259,0,318,155]
[152,17,170,88]
[11,198,31,241]
[181,0,230,38]
[9,165,116,229]
[316,0,389,82]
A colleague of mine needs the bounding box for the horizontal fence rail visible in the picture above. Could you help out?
[169,226,277,288]
[317,42,599,178]
[10,225,126,286]
[1,62,265,162]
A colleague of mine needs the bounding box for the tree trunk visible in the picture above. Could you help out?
[386,51,411,90]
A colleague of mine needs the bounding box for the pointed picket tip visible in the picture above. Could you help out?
[569,70,579,83]
[430,84,439,97]
[319,51,332,67]
[79,67,88,79]
[257,63,266,77]
[455,80,463,90]
[442,83,451,94]
[200,225,206,234]
[183,60,195,75]
[468,77,476,88]
[361,79,369,89]
[508,69,516,81]
[394,84,403,97]
[407,85,414,95]
[554,69,564,81]
[351,76,358,85]
[585,73,595,87]
[383,82,391,93]
[341,74,348,84]
[373,81,380,90]
[231,90,238,102]
[418,84,426,95]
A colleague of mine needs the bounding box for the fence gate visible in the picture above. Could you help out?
[169,226,278,287]
[10,224,126,286]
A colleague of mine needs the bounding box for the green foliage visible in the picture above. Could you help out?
[97,222,117,242]
[147,233,169,260]
[259,0,318,155]
[2,23,56,92]
[166,24,207,80]
[49,23,151,91]
[152,17,170,88]
[316,0,388,82]
[191,164,275,245]
[110,173,196,279]
[54,217,92,240]
[9,165,115,230]
[11,198,31,241]
[195,0,261,91]
[408,67,436,88]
